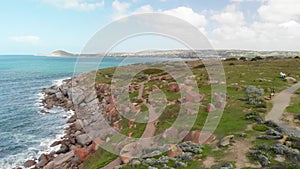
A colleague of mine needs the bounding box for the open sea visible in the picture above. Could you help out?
[0,55,170,168]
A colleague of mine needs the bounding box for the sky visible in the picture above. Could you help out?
[0,0,300,54]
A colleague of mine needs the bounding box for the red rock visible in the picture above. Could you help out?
[206,103,216,112]
[24,160,36,168]
[162,80,169,87]
[91,138,103,151]
[152,85,159,91]
[75,148,90,162]
[186,92,204,103]
[127,132,133,137]
[168,82,180,93]
[236,87,243,92]
[183,131,216,144]
[167,145,183,158]
[120,142,142,164]
[128,119,135,129]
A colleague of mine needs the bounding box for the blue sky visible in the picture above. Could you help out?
[0,0,300,54]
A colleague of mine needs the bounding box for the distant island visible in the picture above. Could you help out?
[40,49,300,59]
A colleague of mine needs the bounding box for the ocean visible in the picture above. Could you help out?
[0,55,169,168]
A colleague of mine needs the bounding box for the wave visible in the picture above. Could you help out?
[52,77,71,87]
[0,77,74,169]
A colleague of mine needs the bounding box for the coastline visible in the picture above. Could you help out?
[19,72,113,169]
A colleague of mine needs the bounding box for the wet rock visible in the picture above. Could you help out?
[37,154,49,168]
[57,143,70,154]
[23,160,36,168]
[50,140,62,147]
[67,115,77,123]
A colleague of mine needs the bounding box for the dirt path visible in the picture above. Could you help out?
[224,138,261,169]
[101,83,157,169]
[265,82,300,137]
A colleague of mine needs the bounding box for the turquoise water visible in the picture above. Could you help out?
[0,55,168,168]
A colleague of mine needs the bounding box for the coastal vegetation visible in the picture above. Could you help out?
[28,57,300,169]
[83,57,300,169]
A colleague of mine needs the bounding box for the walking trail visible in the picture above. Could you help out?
[265,82,300,137]
[101,83,157,169]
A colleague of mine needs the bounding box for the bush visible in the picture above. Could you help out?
[239,57,247,61]
[253,124,269,132]
[245,86,265,106]
[225,57,238,61]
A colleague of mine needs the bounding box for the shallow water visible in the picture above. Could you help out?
[0,55,167,168]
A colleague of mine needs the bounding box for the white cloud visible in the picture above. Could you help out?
[163,7,207,28]
[134,5,154,13]
[212,5,245,27]
[10,35,41,44]
[112,0,131,14]
[111,1,300,50]
[209,2,300,50]
[43,0,104,11]
[258,0,300,23]
[112,0,131,19]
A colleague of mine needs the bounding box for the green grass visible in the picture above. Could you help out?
[84,58,300,168]
[83,148,118,169]
[252,124,269,132]
[286,95,300,114]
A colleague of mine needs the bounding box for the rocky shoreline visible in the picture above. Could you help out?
[18,72,118,169]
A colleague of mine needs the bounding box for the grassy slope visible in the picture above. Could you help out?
[84,58,300,169]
